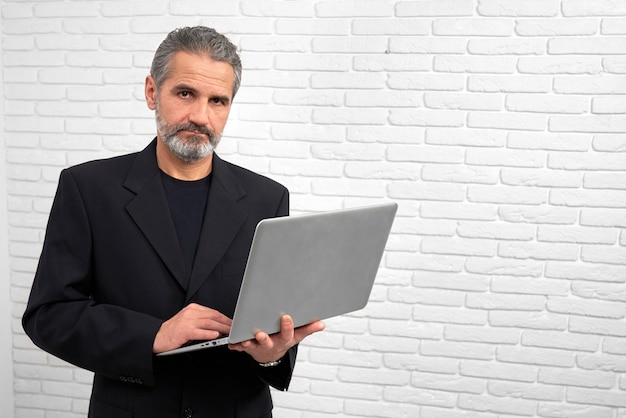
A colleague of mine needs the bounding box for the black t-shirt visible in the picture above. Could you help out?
[161,171,212,284]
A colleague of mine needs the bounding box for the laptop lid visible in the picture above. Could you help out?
[228,202,398,343]
[157,202,397,356]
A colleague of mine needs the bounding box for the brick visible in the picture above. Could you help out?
[498,241,579,261]
[312,107,387,125]
[434,55,516,73]
[345,398,422,416]
[413,305,487,326]
[433,18,512,36]
[580,209,626,228]
[491,276,570,297]
[488,381,563,401]
[421,164,499,185]
[549,37,626,54]
[346,90,422,108]
[537,367,614,389]
[498,205,579,225]
[516,19,597,35]
[569,316,626,338]
[518,56,601,74]
[601,18,626,34]
[593,96,626,114]
[426,128,507,147]
[546,261,626,283]
[445,325,520,344]
[385,387,458,409]
[488,311,567,330]
[468,38,546,55]
[396,0,474,17]
[311,72,386,89]
[478,0,560,17]
[384,353,459,374]
[460,360,538,382]
[370,318,443,339]
[458,220,536,240]
[413,371,485,394]
[387,287,465,306]
[549,152,626,171]
[501,168,581,188]
[562,0,626,17]
[275,54,351,72]
[466,148,546,167]
[413,271,488,292]
[538,403,615,418]
[522,330,599,352]
[497,346,575,367]
[275,18,348,36]
[389,37,467,54]
[388,181,466,201]
[468,75,550,93]
[420,202,497,221]
[567,387,626,408]
[550,189,626,208]
[353,53,431,72]
[389,109,465,127]
[603,56,626,73]
[424,92,502,111]
[507,132,590,151]
[240,36,309,53]
[312,37,388,53]
[316,1,392,17]
[421,236,496,257]
[467,293,545,311]
[538,225,616,244]
[352,18,429,35]
[547,297,626,319]
[389,73,465,91]
[310,381,382,400]
[584,172,626,190]
[577,352,626,373]
[506,93,589,114]
[33,2,98,17]
[467,184,548,205]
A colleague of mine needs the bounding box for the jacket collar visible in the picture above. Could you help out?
[123,139,247,298]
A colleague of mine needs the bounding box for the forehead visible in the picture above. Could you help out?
[164,51,235,96]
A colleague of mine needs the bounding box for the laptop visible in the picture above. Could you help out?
[157,202,398,356]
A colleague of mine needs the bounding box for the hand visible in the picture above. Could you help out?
[228,315,325,363]
[153,303,232,354]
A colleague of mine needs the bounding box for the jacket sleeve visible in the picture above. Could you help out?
[22,169,163,386]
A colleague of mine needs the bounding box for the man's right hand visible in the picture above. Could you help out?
[153,303,232,354]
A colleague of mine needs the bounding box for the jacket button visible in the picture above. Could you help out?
[184,408,192,417]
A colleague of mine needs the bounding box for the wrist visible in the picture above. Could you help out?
[258,358,282,368]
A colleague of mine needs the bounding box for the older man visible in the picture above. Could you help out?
[23,26,324,418]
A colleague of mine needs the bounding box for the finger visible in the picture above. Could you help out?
[278,315,295,340]
[293,320,325,343]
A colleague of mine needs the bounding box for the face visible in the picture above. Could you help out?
[145,51,235,163]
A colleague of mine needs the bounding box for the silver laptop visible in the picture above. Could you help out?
[157,202,397,356]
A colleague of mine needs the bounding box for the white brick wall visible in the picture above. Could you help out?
[3,1,626,417]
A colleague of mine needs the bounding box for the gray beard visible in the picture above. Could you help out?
[155,102,221,163]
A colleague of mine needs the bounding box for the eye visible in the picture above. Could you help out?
[179,91,192,99]
[210,97,224,105]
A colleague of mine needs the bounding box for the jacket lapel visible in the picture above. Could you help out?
[186,155,247,301]
[123,139,188,290]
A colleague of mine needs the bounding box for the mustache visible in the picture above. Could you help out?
[174,123,215,139]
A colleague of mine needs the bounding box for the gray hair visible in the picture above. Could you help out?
[150,26,242,98]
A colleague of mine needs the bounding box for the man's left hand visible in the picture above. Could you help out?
[228,315,325,363]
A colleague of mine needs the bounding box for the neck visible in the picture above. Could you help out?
[156,139,213,181]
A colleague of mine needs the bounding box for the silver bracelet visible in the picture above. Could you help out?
[258,359,282,368]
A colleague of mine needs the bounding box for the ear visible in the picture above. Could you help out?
[145,76,157,110]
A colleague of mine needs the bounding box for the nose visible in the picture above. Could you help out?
[188,101,210,128]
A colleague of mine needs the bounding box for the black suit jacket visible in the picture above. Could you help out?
[23,139,296,418]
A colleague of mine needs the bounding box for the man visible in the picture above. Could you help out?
[23,26,324,418]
